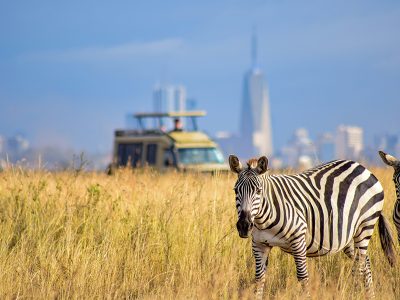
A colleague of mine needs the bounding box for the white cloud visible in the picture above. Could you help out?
[20,38,185,62]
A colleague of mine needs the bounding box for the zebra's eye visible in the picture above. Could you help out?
[256,188,261,195]
[234,188,238,194]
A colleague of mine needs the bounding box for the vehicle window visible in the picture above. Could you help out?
[117,143,143,167]
[146,144,157,165]
[177,148,224,165]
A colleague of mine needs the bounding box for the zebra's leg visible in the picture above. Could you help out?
[290,235,309,294]
[354,227,375,298]
[252,240,271,300]
[351,247,363,277]
[352,251,375,299]
[363,255,374,298]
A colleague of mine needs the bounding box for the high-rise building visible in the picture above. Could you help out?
[281,128,317,168]
[239,32,273,158]
[335,125,364,160]
[152,84,186,129]
[153,84,186,113]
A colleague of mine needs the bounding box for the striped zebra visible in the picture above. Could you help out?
[379,150,400,243]
[229,155,396,299]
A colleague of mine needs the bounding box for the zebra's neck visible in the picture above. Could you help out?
[254,175,296,230]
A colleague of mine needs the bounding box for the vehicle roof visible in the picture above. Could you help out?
[134,111,206,118]
[168,131,216,148]
[114,129,217,148]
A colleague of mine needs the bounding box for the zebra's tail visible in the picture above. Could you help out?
[378,214,396,267]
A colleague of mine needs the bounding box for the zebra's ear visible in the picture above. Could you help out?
[256,156,269,175]
[229,155,242,174]
[379,151,400,167]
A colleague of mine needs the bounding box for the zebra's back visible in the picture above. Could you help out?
[265,160,384,256]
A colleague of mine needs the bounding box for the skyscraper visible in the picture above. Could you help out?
[153,84,186,113]
[239,32,273,158]
[335,125,364,160]
[152,84,186,129]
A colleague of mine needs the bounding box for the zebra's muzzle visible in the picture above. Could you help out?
[236,216,253,238]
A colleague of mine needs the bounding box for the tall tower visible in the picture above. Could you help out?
[153,84,186,113]
[335,125,363,160]
[153,84,187,128]
[240,32,273,158]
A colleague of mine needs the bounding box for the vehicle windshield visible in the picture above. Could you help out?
[177,148,224,165]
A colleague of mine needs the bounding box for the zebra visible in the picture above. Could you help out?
[229,155,396,299]
[379,150,400,243]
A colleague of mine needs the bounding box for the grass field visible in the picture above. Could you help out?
[0,167,399,299]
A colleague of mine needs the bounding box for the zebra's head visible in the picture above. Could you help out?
[229,155,268,238]
[379,150,400,187]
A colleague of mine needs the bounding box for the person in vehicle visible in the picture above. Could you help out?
[173,118,183,132]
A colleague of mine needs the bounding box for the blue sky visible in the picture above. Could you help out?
[1,0,399,154]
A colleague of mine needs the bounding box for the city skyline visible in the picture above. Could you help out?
[1,1,399,156]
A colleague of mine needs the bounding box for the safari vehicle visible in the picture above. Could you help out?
[111,111,228,172]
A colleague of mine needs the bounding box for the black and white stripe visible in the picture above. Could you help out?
[229,155,395,299]
[379,150,400,243]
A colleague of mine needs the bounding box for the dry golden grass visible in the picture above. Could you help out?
[0,167,399,299]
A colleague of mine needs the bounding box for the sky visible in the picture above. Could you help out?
[0,0,399,154]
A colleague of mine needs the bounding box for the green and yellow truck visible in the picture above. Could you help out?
[111,111,228,172]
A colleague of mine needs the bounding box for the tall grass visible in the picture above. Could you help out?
[0,167,398,299]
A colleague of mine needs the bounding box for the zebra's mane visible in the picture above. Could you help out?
[246,158,259,170]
